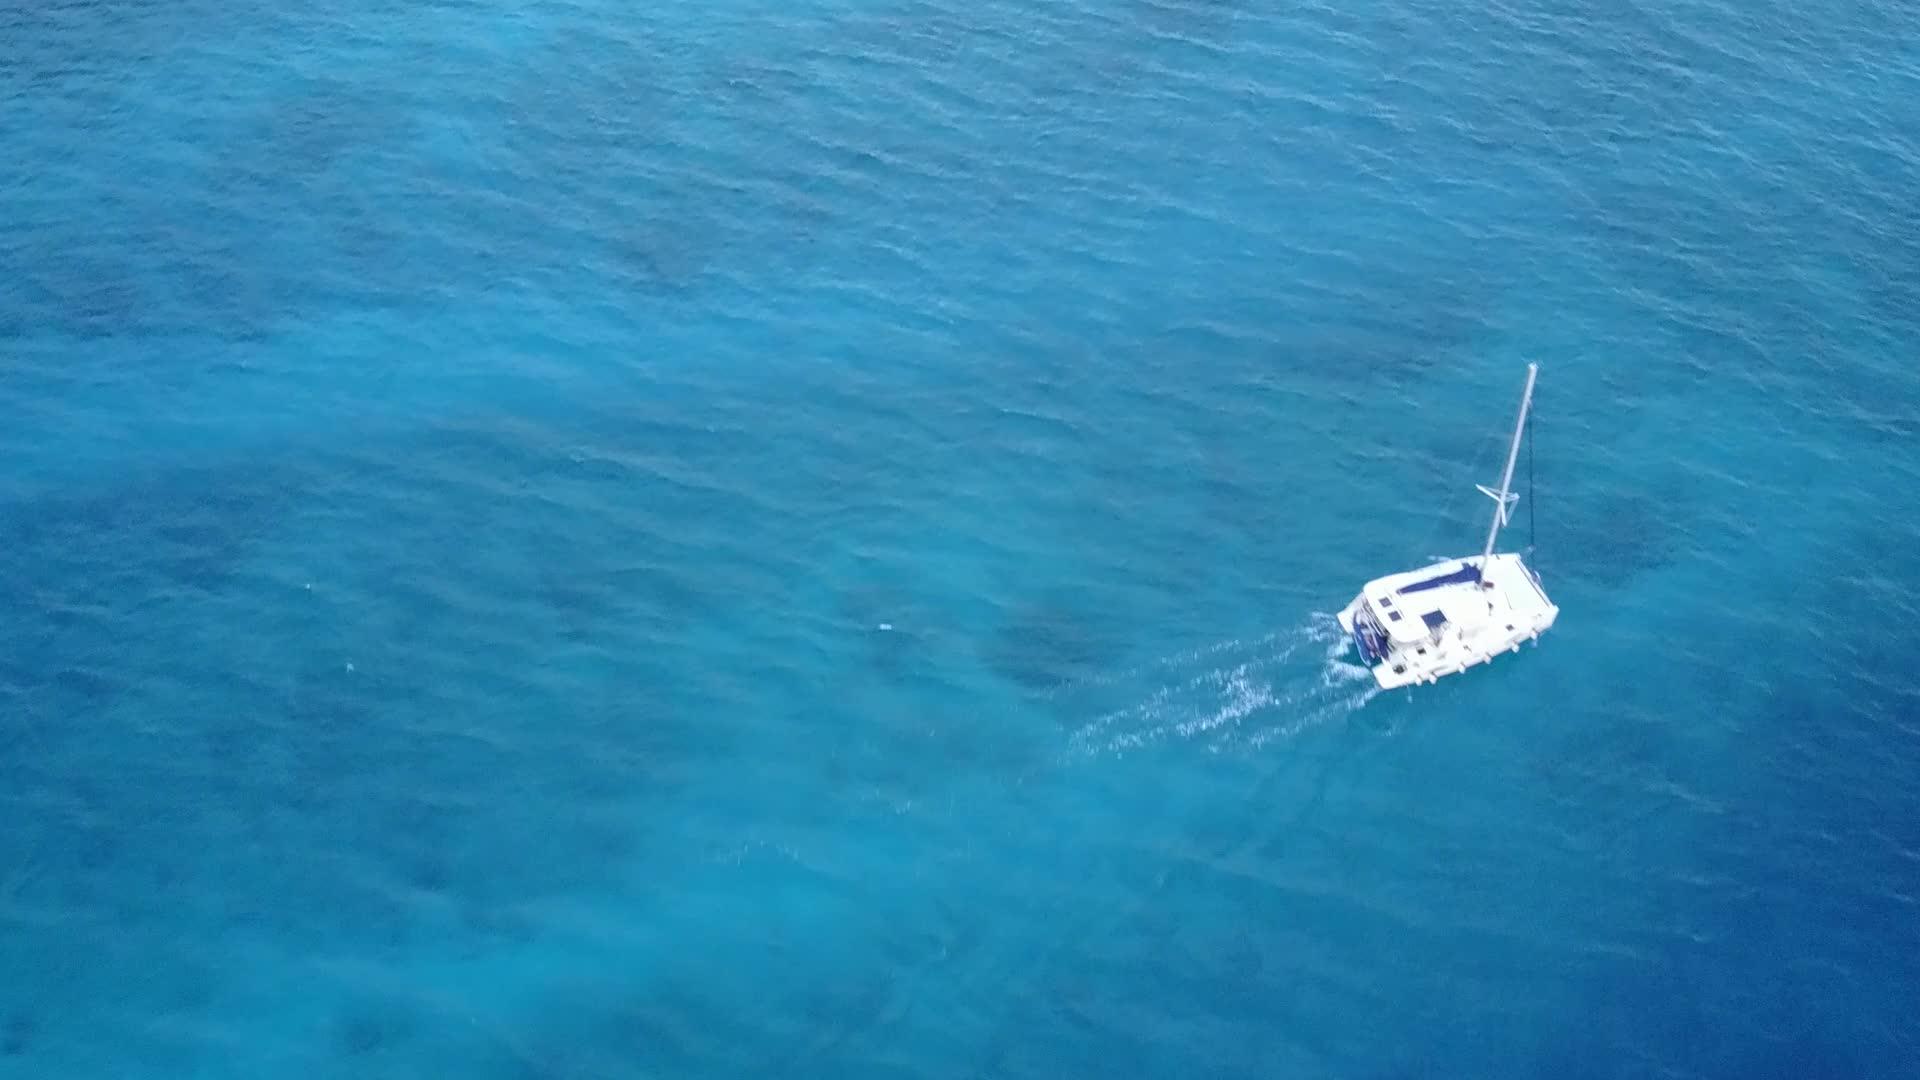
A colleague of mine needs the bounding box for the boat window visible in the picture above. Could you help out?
[1387,611,1402,622]
[1420,611,1447,631]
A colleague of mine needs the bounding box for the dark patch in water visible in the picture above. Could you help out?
[0,464,290,741]
[334,995,415,1058]
[607,215,724,294]
[2,53,460,343]
[1529,708,1680,826]
[1,1012,34,1057]
[1543,487,1676,588]
[47,666,118,703]
[2,188,289,343]
[838,582,944,685]
[0,466,282,604]
[1730,1032,1864,1080]
[285,661,379,735]
[254,79,397,174]
[10,250,146,340]
[865,622,934,684]
[987,597,1125,693]
[1257,258,1499,395]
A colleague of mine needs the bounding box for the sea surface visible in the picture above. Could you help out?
[4,0,1919,1076]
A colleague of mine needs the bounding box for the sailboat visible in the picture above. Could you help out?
[1337,363,1558,689]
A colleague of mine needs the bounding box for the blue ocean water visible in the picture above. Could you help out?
[4,0,1919,1075]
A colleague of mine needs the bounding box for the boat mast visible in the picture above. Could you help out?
[1478,363,1539,573]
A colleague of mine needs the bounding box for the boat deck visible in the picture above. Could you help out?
[1341,553,1557,688]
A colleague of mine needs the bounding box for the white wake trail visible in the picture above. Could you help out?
[1064,613,1380,757]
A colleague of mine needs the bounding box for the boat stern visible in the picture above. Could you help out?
[1338,595,1395,669]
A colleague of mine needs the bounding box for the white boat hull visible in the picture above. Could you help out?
[1337,552,1557,689]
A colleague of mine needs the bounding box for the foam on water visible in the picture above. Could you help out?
[1065,615,1380,756]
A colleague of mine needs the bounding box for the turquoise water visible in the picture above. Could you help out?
[4,0,1919,1075]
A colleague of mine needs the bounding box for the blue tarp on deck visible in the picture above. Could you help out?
[1400,563,1482,594]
